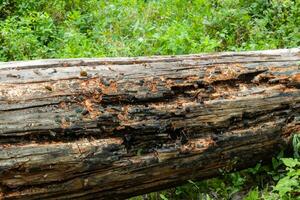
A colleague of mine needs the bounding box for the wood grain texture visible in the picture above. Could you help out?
[0,48,299,199]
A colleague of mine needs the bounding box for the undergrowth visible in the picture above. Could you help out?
[0,0,299,61]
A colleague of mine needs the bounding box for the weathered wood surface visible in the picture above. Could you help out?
[0,49,299,199]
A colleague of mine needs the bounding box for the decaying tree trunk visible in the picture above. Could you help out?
[0,49,299,199]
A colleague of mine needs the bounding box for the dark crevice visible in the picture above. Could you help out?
[0,104,294,145]
[288,82,300,89]
[0,128,117,145]
[0,102,62,112]
[0,92,175,112]
[259,76,271,83]
[0,182,10,195]
[170,81,207,94]
[212,79,239,87]
[210,70,268,87]
[237,69,268,83]
[170,85,197,93]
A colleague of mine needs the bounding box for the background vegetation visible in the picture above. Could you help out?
[0,0,299,199]
[0,0,299,61]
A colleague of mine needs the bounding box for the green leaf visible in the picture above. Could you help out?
[281,158,300,168]
[159,194,168,200]
[287,169,300,177]
[272,157,280,169]
[293,133,300,158]
[274,176,299,197]
[188,180,200,190]
[244,187,259,200]
[175,189,183,195]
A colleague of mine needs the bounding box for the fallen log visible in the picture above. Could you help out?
[0,48,299,200]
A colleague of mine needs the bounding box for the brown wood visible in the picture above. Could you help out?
[0,49,299,199]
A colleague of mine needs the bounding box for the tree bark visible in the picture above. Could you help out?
[0,49,299,199]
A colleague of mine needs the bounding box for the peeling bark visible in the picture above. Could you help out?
[0,48,299,199]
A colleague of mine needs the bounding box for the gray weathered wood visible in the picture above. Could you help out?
[0,48,299,199]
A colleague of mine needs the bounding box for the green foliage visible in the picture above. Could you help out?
[274,158,300,198]
[244,187,259,200]
[0,0,299,61]
[271,135,300,200]
[0,12,56,61]
[293,133,300,159]
[159,194,168,200]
